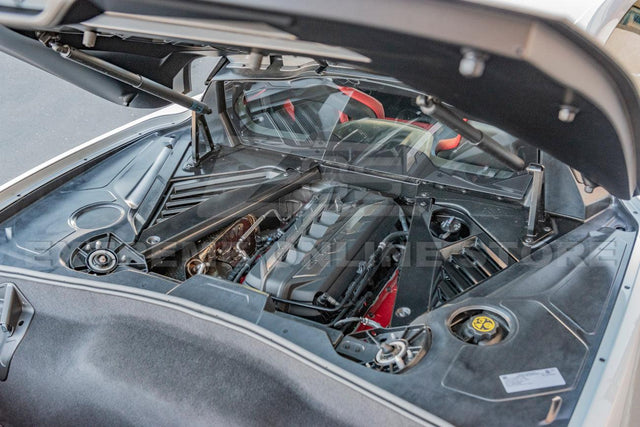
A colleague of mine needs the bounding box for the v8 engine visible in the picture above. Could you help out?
[242,186,400,307]
[152,181,406,324]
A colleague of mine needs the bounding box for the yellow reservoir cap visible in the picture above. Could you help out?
[471,315,496,333]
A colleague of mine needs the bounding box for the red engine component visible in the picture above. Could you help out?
[357,269,399,331]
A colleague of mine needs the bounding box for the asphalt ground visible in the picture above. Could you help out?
[0,52,150,185]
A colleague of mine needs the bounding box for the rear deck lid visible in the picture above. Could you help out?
[1,0,639,198]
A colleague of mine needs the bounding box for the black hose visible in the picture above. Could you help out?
[228,245,267,282]
[330,231,408,326]
[270,295,351,312]
[228,219,297,282]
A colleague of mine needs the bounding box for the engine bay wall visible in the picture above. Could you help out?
[0,119,635,426]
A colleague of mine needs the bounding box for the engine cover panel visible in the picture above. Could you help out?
[243,185,399,303]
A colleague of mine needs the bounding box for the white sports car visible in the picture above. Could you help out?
[0,1,639,426]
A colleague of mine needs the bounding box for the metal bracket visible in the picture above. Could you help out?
[0,283,34,381]
[523,164,554,246]
[185,111,220,171]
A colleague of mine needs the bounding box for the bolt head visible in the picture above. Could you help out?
[459,49,488,78]
[395,307,411,318]
[146,235,161,245]
[558,105,579,123]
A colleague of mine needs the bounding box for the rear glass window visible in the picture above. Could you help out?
[226,77,531,182]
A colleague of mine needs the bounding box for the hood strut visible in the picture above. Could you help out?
[39,33,220,166]
[40,34,211,115]
[417,95,525,171]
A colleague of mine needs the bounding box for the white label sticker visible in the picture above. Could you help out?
[499,368,566,393]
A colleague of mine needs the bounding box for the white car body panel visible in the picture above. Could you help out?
[472,0,635,42]
[1,1,640,425]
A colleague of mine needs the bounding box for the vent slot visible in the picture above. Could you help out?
[151,167,286,225]
[434,237,507,307]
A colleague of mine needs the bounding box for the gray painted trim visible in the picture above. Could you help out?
[569,197,640,426]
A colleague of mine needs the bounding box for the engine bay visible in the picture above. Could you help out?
[1,0,640,421]
[0,79,635,425]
